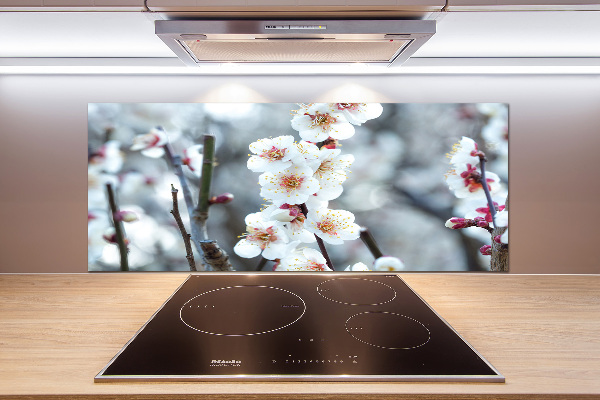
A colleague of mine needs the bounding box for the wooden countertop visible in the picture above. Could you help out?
[0,273,598,399]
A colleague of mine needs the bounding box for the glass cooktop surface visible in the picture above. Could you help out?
[95,273,504,382]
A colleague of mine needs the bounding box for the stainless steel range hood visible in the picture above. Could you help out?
[155,20,435,67]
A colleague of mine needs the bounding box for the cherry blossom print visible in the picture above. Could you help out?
[330,103,383,125]
[305,208,360,245]
[373,256,405,271]
[447,137,484,167]
[181,144,203,175]
[88,140,124,174]
[275,248,332,272]
[446,163,501,199]
[482,117,509,156]
[114,210,139,223]
[291,103,355,142]
[345,262,370,271]
[233,212,289,260]
[262,204,315,243]
[247,135,303,173]
[293,140,321,166]
[130,127,169,158]
[102,227,130,245]
[312,147,354,188]
[259,166,319,207]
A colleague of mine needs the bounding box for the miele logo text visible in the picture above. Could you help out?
[210,359,242,367]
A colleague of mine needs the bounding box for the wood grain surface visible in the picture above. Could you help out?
[0,273,598,399]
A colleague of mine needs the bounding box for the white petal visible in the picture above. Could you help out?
[270,208,296,222]
[315,185,343,201]
[262,242,289,260]
[244,212,264,227]
[249,138,273,154]
[272,135,295,149]
[299,129,329,143]
[345,262,370,271]
[305,196,328,211]
[302,248,326,264]
[290,114,312,132]
[495,209,509,227]
[247,156,269,172]
[328,122,355,140]
[233,240,261,258]
[374,256,405,271]
[294,228,316,243]
[500,228,509,244]
[141,147,165,158]
[320,234,344,245]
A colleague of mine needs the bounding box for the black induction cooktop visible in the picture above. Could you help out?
[95,273,504,382]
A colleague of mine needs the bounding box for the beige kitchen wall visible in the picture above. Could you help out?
[1,73,599,274]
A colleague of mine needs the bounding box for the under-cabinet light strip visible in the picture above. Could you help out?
[1,58,599,75]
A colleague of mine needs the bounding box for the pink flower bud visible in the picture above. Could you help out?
[209,193,234,205]
[114,210,139,223]
[445,217,468,229]
[474,216,489,228]
[102,228,130,245]
[494,235,502,244]
[479,245,492,256]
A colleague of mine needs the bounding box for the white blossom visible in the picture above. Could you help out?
[130,127,168,158]
[447,137,482,166]
[294,140,321,165]
[345,262,370,271]
[329,103,383,125]
[89,140,124,173]
[182,144,203,176]
[275,248,332,271]
[259,166,320,207]
[373,256,405,271]
[482,117,509,156]
[446,163,501,199]
[305,208,360,245]
[262,204,315,243]
[312,147,354,187]
[291,103,355,142]
[247,135,303,173]
[233,213,289,260]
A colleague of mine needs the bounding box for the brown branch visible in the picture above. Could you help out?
[105,183,129,271]
[199,240,232,271]
[163,143,207,270]
[170,185,197,272]
[255,257,269,271]
[491,197,509,272]
[359,227,384,259]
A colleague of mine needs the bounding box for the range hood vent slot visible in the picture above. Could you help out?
[156,20,435,67]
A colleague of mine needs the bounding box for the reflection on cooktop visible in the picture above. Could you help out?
[95,273,504,382]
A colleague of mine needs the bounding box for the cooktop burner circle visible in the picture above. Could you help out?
[316,278,397,305]
[345,311,431,350]
[180,285,306,336]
